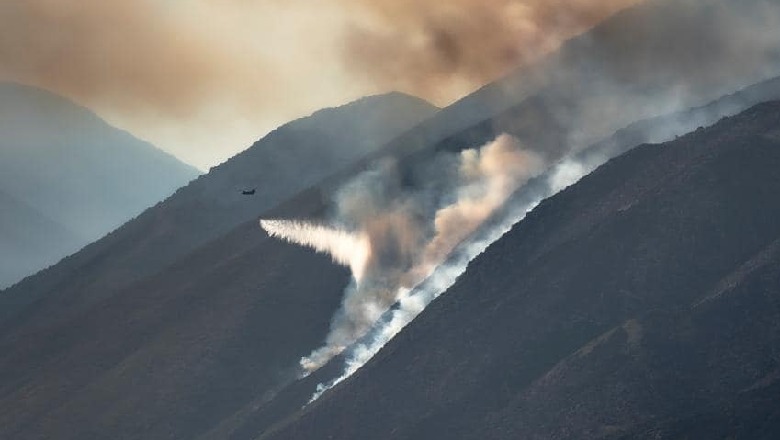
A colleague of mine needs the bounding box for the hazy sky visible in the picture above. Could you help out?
[0,0,639,170]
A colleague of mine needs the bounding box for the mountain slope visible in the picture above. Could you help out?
[0,82,200,287]
[257,101,780,440]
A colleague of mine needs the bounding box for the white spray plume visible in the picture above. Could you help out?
[260,219,371,283]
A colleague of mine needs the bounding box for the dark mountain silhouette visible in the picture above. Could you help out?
[253,100,780,440]
[0,82,200,288]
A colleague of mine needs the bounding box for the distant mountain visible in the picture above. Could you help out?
[0,190,83,289]
[255,101,780,440]
[0,91,437,322]
[0,82,200,287]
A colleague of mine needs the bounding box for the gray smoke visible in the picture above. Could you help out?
[261,134,545,372]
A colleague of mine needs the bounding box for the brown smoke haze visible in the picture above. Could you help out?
[338,0,641,103]
[0,0,639,168]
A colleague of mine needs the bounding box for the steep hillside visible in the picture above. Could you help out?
[0,82,200,287]
[0,92,437,321]
[257,102,780,440]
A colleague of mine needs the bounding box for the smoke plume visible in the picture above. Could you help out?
[261,134,544,372]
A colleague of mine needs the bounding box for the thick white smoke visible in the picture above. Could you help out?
[261,134,545,374]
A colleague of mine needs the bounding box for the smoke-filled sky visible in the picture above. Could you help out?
[0,0,640,169]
